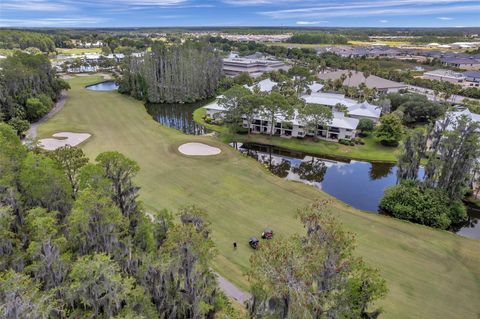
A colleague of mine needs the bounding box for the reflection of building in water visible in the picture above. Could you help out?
[233,142,349,187]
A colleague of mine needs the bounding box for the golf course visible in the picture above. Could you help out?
[37,75,480,319]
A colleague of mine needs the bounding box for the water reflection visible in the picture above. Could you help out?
[86,81,119,91]
[232,142,479,239]
[146,100,211,135]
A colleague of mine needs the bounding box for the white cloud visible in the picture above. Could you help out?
[437,17,453,20]
[259,0,480,19]
[379,19,388,23]
[296,20,327,25]
[0,17,109,27]
[1,0,71,12]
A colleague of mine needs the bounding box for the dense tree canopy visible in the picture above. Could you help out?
[0,52,69,123]
[0,124,231,319]
[0,30,56,53]
[119,41,222,103]
[248,201,387,318]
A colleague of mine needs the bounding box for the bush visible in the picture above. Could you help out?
[339,139,354,146]
[204,117,213,124]
[380,180,467,229]
[357,118,375,135]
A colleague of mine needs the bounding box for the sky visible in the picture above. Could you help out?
[0,0,479,28]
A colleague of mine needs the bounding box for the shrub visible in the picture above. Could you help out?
[339,139,354,146]
[380,180,467,229]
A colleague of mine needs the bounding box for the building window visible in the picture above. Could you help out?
[345,135,351,139]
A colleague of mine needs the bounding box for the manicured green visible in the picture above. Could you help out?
[38,76,480,319]
[56,47,102,55]
[194,107,400,162]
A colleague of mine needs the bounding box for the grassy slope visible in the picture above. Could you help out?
[38,76,480,319]
[193,108,400,162]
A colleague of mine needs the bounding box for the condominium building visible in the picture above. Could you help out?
[222,57,290,77]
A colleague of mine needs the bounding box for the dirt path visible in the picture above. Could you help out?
[26,91,67,140]
[217,274,251,305]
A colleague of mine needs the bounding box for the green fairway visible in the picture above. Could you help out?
[56,47,102,55]
[38,75,480,319]
[193,108,400,162]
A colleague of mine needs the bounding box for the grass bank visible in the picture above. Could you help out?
[193,108,400,162]
[38,75,480,319]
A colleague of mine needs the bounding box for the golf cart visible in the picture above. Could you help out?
[249,237,259,249]
[261,228,274,239]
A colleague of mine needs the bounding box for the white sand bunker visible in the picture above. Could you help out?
[39,132,91,150]
[178,142,221,156]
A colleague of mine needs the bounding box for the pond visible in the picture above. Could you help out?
[146,100,211,135]
[86,81,119,91]
[231,142,480,240]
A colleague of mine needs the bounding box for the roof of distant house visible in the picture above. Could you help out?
[347,101,381,119]
[308,82,324,93]
[441,57,480,65]
[245,78,278,92]
[463,70,480,78]
[302,92,357,107]
[317,70,407,90]
[330,111,359,130]
[203,100,226,112]
[444,108,480,131]
[424,69,465,79]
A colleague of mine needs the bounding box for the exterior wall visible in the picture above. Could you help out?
[424,73,464,84]
[444,62,480,70]
[242,119,356,141]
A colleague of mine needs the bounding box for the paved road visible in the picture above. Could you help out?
[217,274,251,305]
[407,85,480,104]
[26,91,67,140]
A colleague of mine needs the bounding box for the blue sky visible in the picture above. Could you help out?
[1,0,479,28]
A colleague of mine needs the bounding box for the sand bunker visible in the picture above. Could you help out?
[39,132,91,150]
[178,142,221,156]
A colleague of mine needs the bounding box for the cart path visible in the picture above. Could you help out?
[26,91,67,140]
[217,273,251,305]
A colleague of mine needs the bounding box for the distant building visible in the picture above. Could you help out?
[222,57,290,77]
[463,71,480,87]
[423,69,466,84]
[318,70,407,94]
[347,101,382,123]
[441,57,480,70]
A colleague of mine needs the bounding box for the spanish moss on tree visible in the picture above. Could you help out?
[119,41,222,104]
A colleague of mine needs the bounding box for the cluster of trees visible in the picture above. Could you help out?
[119,42,222,103]
[248,200,387,318]
[0,123,234,318]
[0,30,56,53]
[387,92,447,124]
[0,52,69,135]
[288,33,349,45]
[381,114,480,229]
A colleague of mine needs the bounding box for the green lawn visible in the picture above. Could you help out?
[193,108,400,162]
[56,47,102,55]
[38,76,480,319]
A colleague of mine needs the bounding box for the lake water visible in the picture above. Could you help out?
[146,100,211,135]
[145,101,479,239]
[232,142,480,239]
[86,81,119,91]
